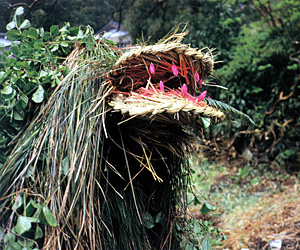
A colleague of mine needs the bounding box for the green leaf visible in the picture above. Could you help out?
[13,110,25,121]
[143,212,155,229]
[50,25,59,36]
[154,211,164,224]
[7,241,22,250]
[206,98,255,125]
[19,92,29,109]
[77,29,84,39]
[6,29,22,41]
[200,117,211,129]
[192,221,202,234]
[27,28,38,39]
[17,238,34,248]
[7,231,16,243]
[31,85,44,103]
[25,200,40,217]
[15,7,24,16]
[200,202,216,214]
[84,34,95,51]
[34,226,43,240]
[6,21,16,31]
[10,45,20,56]
[201,236,213,250]
[13,196,23,210]
[42,206,57,227]
[60,41,69,47]
[1,84,13,95]
[193,197,201,206]
[19,19,30,30]
[257,64,271,71]
[15,216,32,235]
[251,86,263,94]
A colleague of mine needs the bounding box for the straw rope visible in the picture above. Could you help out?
[109,93,225,127]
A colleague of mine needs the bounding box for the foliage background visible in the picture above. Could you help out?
[1,0,299,169]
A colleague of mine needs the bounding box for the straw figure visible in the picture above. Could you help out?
[0,31,253,250]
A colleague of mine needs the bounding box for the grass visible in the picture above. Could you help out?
[188,153,300,249]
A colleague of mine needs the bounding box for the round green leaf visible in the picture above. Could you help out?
[31,85,44,103]
[20,19,31,30]
[50,25,59,36]
[34,226,43,240]
[6,29,22,41]
[60,41,69,47]
[28,28,38,39]
[15,216,32,235]
[1,85,13,95]
[6,21,16,31]
[1,85,16,99]
[13,110,25,121]
[15,7,24,16]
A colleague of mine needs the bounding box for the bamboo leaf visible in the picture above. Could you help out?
[206,98,255,125]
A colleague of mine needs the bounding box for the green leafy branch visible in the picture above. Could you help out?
[205,97,255,125]
[0,7,97,165]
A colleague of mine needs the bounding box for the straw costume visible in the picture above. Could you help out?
[0,31,252,250]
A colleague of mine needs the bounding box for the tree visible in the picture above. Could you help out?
[0,0,134,33]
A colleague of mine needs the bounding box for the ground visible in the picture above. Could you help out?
[189,147,300,250]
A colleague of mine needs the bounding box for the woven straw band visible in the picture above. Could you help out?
[113,43,213,75]
[113,43,214,77]
[109,93,225,127]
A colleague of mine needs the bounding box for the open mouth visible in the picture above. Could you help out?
[108,42,225,127]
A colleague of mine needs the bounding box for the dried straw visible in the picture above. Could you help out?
[109,91,224,127]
